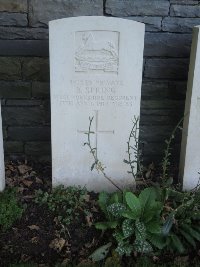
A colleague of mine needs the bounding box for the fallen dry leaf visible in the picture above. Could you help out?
[22,180,33,187]
[85,214,93,227]
[49,238,66,251]
[36,177,43,184]
[28,225,40,231]
[18,164,32,175]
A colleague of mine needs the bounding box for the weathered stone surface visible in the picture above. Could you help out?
[141,99,184,109]
[144,58,189,79]
[163,17,200,32]
[141,114,182,125]
[29,0,103,27]
[105,0,169,16]
[0,102,5,191]
[0,12,27,26]
[6,100,42,106]
[144,33,192,57]
[32,82,50,98]
[0,57,21,80]
[0,27,48,40]
[179,26,200,190]
[127,17,162,32]
[4,141,24,153]
[8,127,50,141]
[142,81,187,99]
[22,58,49,81]
[25,142,51,155]
[50,17,145,191]
[171,5,200,17]
[0,40,49,56]
[2,107,47,126]
[0,0,27,12]
[0,81,31,98]
[170,0,199,4]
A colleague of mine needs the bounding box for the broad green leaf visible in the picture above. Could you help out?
[122,210,138,220]
[171,234,185,253]
[122,219,134,238]
[109,192,123,205]
[125,192,141,217]
[107,203,126,218]
[139,187,156,211]
[115,241,133,256]
[135,220,146,240]
[95,221,118,230]
[98,192,109,213]
[146,220,161,234]
[89,242,112,262]
[134,239,153,253]
[182,224,200,241]
[162,213,174,236]
[147,233,166,249]
[179,229,196,248]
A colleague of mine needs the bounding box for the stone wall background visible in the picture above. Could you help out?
[0,0,199,163]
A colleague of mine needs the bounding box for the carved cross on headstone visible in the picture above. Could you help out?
[77,110,114,157]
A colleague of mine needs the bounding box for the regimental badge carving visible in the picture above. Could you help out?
[75,31,119,73]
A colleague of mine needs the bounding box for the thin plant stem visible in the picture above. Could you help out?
[84,117,122,192]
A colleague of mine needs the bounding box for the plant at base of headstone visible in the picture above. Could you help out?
[84,116,122,192]
[161,117,184,187]
[123,116,143,181]
[94,187,165,257]
[161,187,200,253]
[35,185,91,234]
[0,188,24,231]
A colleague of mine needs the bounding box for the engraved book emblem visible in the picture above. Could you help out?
[75,31,119,73]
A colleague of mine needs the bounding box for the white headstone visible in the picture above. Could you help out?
[50,16,145,191]
[0,102,5,192]
[179,26,200,190]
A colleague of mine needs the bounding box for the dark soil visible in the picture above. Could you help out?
[0,161,104,267]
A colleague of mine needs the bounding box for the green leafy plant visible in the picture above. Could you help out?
[95,187,165,256]
[0,188,24,231]
[123,116,143,179]
[35,185,90,231]
[161,117,184,186]
[161,187,200,253]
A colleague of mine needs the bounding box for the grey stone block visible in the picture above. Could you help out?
[6,100,42,106]
[22,57,49,82]
[105,0,170,16]
[144,58,189,79]
[171,5,200,17]
[0,57,21,80]
[0,40,49,56]
[162,17,200,33]
[29,0,103,27]
[127,16,162,32]
[0,12,27,26]
[2,107,48,126]
[170,0,199,4]
[0,81,31,98]
[141,99,184,110]
[32,82,50,98]
[0,27,48,40]
[4,141,24,153]
[140,125,180,143]
[142,81,187,99]
[144,33,192,57]
[0,0,27,12]
[8,126,50,141]
[25,141,51,155]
